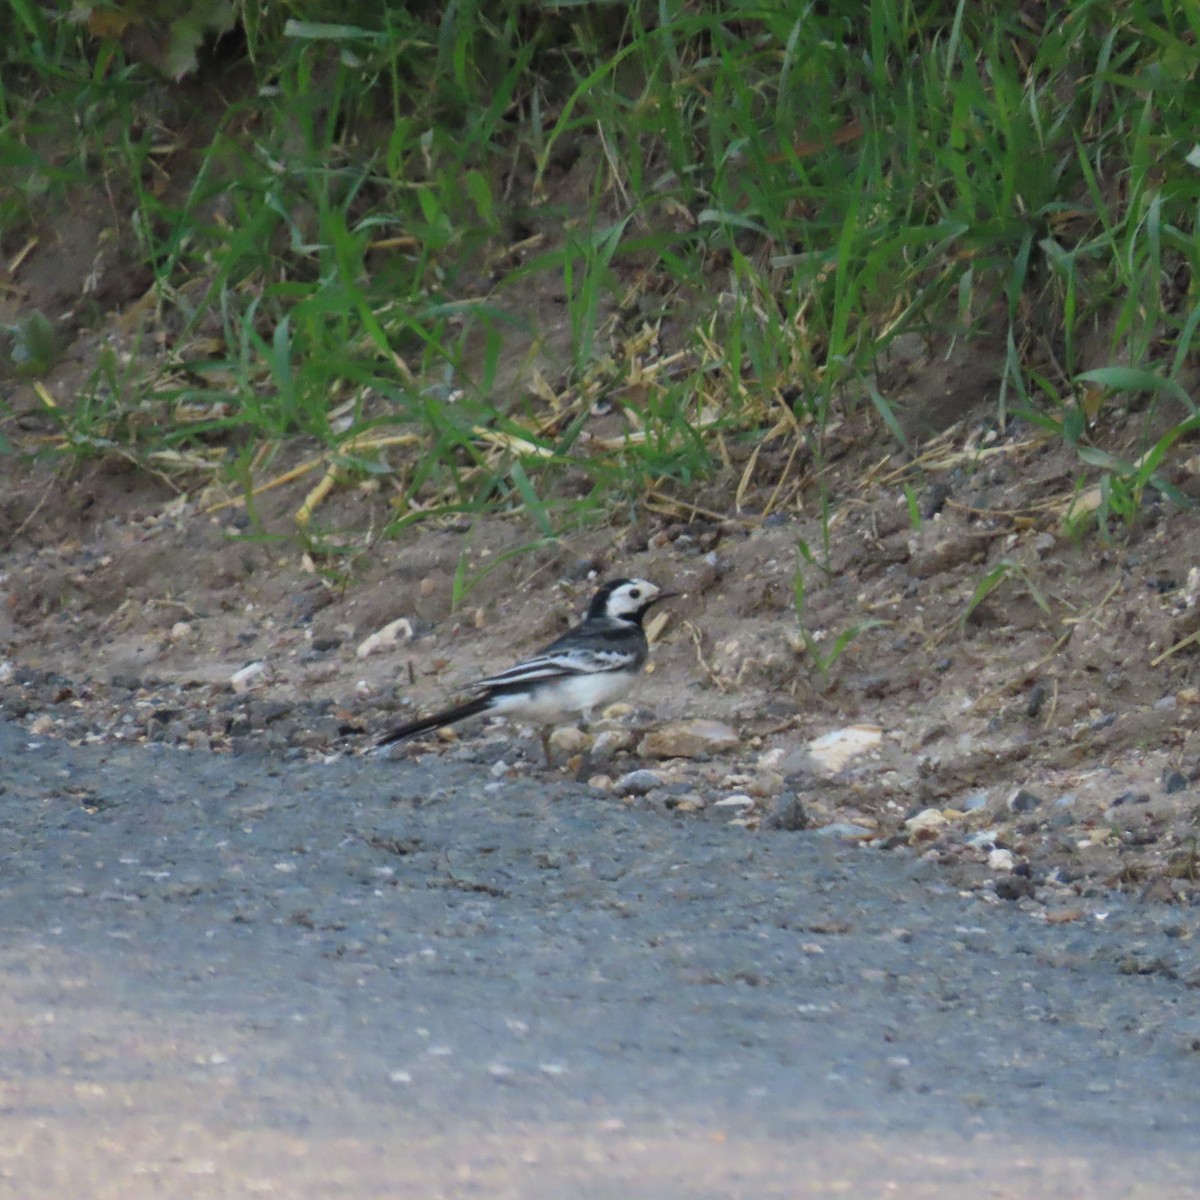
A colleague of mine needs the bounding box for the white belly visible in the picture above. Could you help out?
[489,670,637,724]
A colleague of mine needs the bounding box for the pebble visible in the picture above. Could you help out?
[807,725,883,774]
[757,747,788,772]
[813,822,876,840]
[230,661,269,694]
[356,617,414,658]
[748,770,785,798]
[713,794,755,810]
[638,719,739,759]
[588,729,634,762]
[965,828,1001,849]
[905,808,947,838]
[987,848,1016,872]
[1162,770,1189,795]
[994,875,1036,902]
[548,726,591,756]
[665,792,706,812]
[765,794,808,831]
[1007,788,1043,813]
[614,769,664,797]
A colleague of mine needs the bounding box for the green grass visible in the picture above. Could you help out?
[1,0,1197,552]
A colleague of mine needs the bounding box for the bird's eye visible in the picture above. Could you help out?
[630,588,642,599]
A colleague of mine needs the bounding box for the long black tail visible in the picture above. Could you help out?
[377,695,492,747]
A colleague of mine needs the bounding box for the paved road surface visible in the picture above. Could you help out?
[1,720,1197,1197]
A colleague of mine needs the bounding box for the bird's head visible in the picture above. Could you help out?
[588,578,675,625]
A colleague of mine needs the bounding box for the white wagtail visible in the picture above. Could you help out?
[378,578,674,761]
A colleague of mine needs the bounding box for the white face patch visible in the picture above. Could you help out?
[606,579,659,619]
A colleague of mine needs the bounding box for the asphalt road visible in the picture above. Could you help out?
[1,719,1198,1198]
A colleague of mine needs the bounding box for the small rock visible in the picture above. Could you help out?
[778,747,819,780]
[905,808,947,839]
[587,774,614,791]
[994,875,1036,901]
[29,713,54,736]
[713,794,755,810]
[548,726,591,756]
[290,715,341,749]
[757,747,788,772]
[807,725,883,774]
[356,618,414,659]
[747,770,785,798]
[813,822,876,840]
[765,794,809,831]
[962,791,989,812]
[230,661,269,694]
[588,729,635,762]
[965,827,1001,849]
[1162,769,1189,795]
[921,481,953,518]
[665,793,706,813]
[1007,788,1043,813]
[247,700,292,729]
[638,719,739,759]
[988,848,1016,872]
[1043,908,1085,924]
[614,769,664,797]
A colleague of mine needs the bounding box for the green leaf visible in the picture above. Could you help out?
[1075,367,1194,414]
[508,461,555,537]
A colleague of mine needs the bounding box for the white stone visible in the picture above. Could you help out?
[807,725,883,773]
[230,660,269,693]
[548,726,591,755]
[988,848,1016,872]
[905,807,947,836]
[356,617,415,658]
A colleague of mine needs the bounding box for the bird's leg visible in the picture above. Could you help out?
[539,726,554,769]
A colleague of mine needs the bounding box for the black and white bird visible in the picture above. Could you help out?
[378,578,673,761]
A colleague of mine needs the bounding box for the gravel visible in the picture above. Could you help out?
[2,719,1200,1197]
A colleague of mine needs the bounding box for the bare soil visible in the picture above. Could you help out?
[5,352,1200,911]
[3,73,1200,916]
